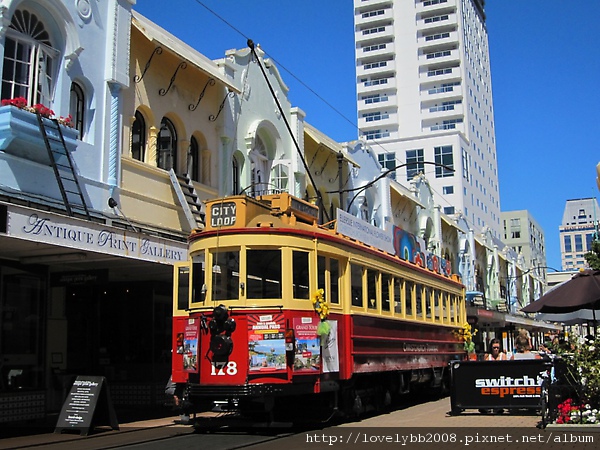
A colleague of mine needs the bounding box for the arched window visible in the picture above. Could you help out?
[157,117,177,171]
[131,111,146,161]
[249,135,269,196]
[189,136,199,181]
[69,82,85,138]
[1,9,59,105]
[232,157,240,195]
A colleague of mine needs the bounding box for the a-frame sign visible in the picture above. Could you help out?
[55,375,119,436]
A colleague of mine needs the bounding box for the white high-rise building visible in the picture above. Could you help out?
[354,0,501,238]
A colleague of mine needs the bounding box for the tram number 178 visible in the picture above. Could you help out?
[210,361,238,376]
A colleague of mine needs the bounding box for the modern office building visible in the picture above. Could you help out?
[353,0,501,238]
[559,198,600,270]
[500,210,547,275]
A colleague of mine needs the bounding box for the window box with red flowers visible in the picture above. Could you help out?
[0,98,79,165]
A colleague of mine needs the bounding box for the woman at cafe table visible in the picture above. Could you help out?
[485,338,508,361]
[510,330,542,360]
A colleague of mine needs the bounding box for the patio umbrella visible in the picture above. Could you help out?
[521,269,600,314]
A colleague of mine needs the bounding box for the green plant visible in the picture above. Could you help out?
[454,322,477,353]
[584,237,600,270]
[555,334,600,416]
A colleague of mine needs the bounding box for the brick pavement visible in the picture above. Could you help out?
[341,396,541,428]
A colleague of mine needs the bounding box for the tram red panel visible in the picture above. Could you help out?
[198,313,248,385]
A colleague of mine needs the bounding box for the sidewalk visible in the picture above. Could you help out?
[0,414,189,450]
[0,398,559,449]
[344,397,542,428]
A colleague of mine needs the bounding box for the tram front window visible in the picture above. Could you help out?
[247,250,282,299]
[212,250,239,301]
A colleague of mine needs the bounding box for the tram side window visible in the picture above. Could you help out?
[438,290,447,322]
[351,264,363,307]
[191,254,205,303]
[405,281,415,317]
[404,281,415,317]
[394,277,402,314]
[247,250,282,299]
[318,255,341,305]
[212,250,240,301]
[425,286,433,320]
[416,284,424,318]
[381,273,391,312]
[177,266,190,310]
[330,258,340,304]
[293,251,309,299]
[449,295,457,323]
[367,269,377,310]
[318,255,326,293]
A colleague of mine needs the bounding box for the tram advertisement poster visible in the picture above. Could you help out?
[183,320,198,372]
[292,317,321,372]
[248,314,286,371]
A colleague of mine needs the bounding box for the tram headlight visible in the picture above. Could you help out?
[209,304,230,335]
[223,317,236,335]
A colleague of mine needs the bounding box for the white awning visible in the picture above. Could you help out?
[504,314,562,331]
[304,123,360,167]
[389,181,425,208]
[132,11,240,93]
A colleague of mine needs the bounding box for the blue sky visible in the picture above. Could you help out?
[134,1,600,270]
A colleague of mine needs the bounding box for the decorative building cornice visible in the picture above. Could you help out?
[0,4,9,38]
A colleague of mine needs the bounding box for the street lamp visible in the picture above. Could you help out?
[503,265,561,312]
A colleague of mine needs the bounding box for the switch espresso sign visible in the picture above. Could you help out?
[210,202,236,227]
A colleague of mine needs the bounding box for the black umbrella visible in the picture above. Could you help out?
[522,270,600,327]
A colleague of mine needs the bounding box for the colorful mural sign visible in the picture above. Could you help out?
[392,226,452,277]
[336,209,451,277]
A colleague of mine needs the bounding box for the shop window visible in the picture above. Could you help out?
[1,270,44,390]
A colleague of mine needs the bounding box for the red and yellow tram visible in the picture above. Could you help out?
[171,193,466,420]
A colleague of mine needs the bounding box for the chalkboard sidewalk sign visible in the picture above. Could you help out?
[55,375,119,436]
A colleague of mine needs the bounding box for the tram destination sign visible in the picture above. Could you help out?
[210,202,236,227]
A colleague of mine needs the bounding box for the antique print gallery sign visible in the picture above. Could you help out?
[6,204,187,264]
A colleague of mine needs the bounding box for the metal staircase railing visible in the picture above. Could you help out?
[168,169,205,230]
